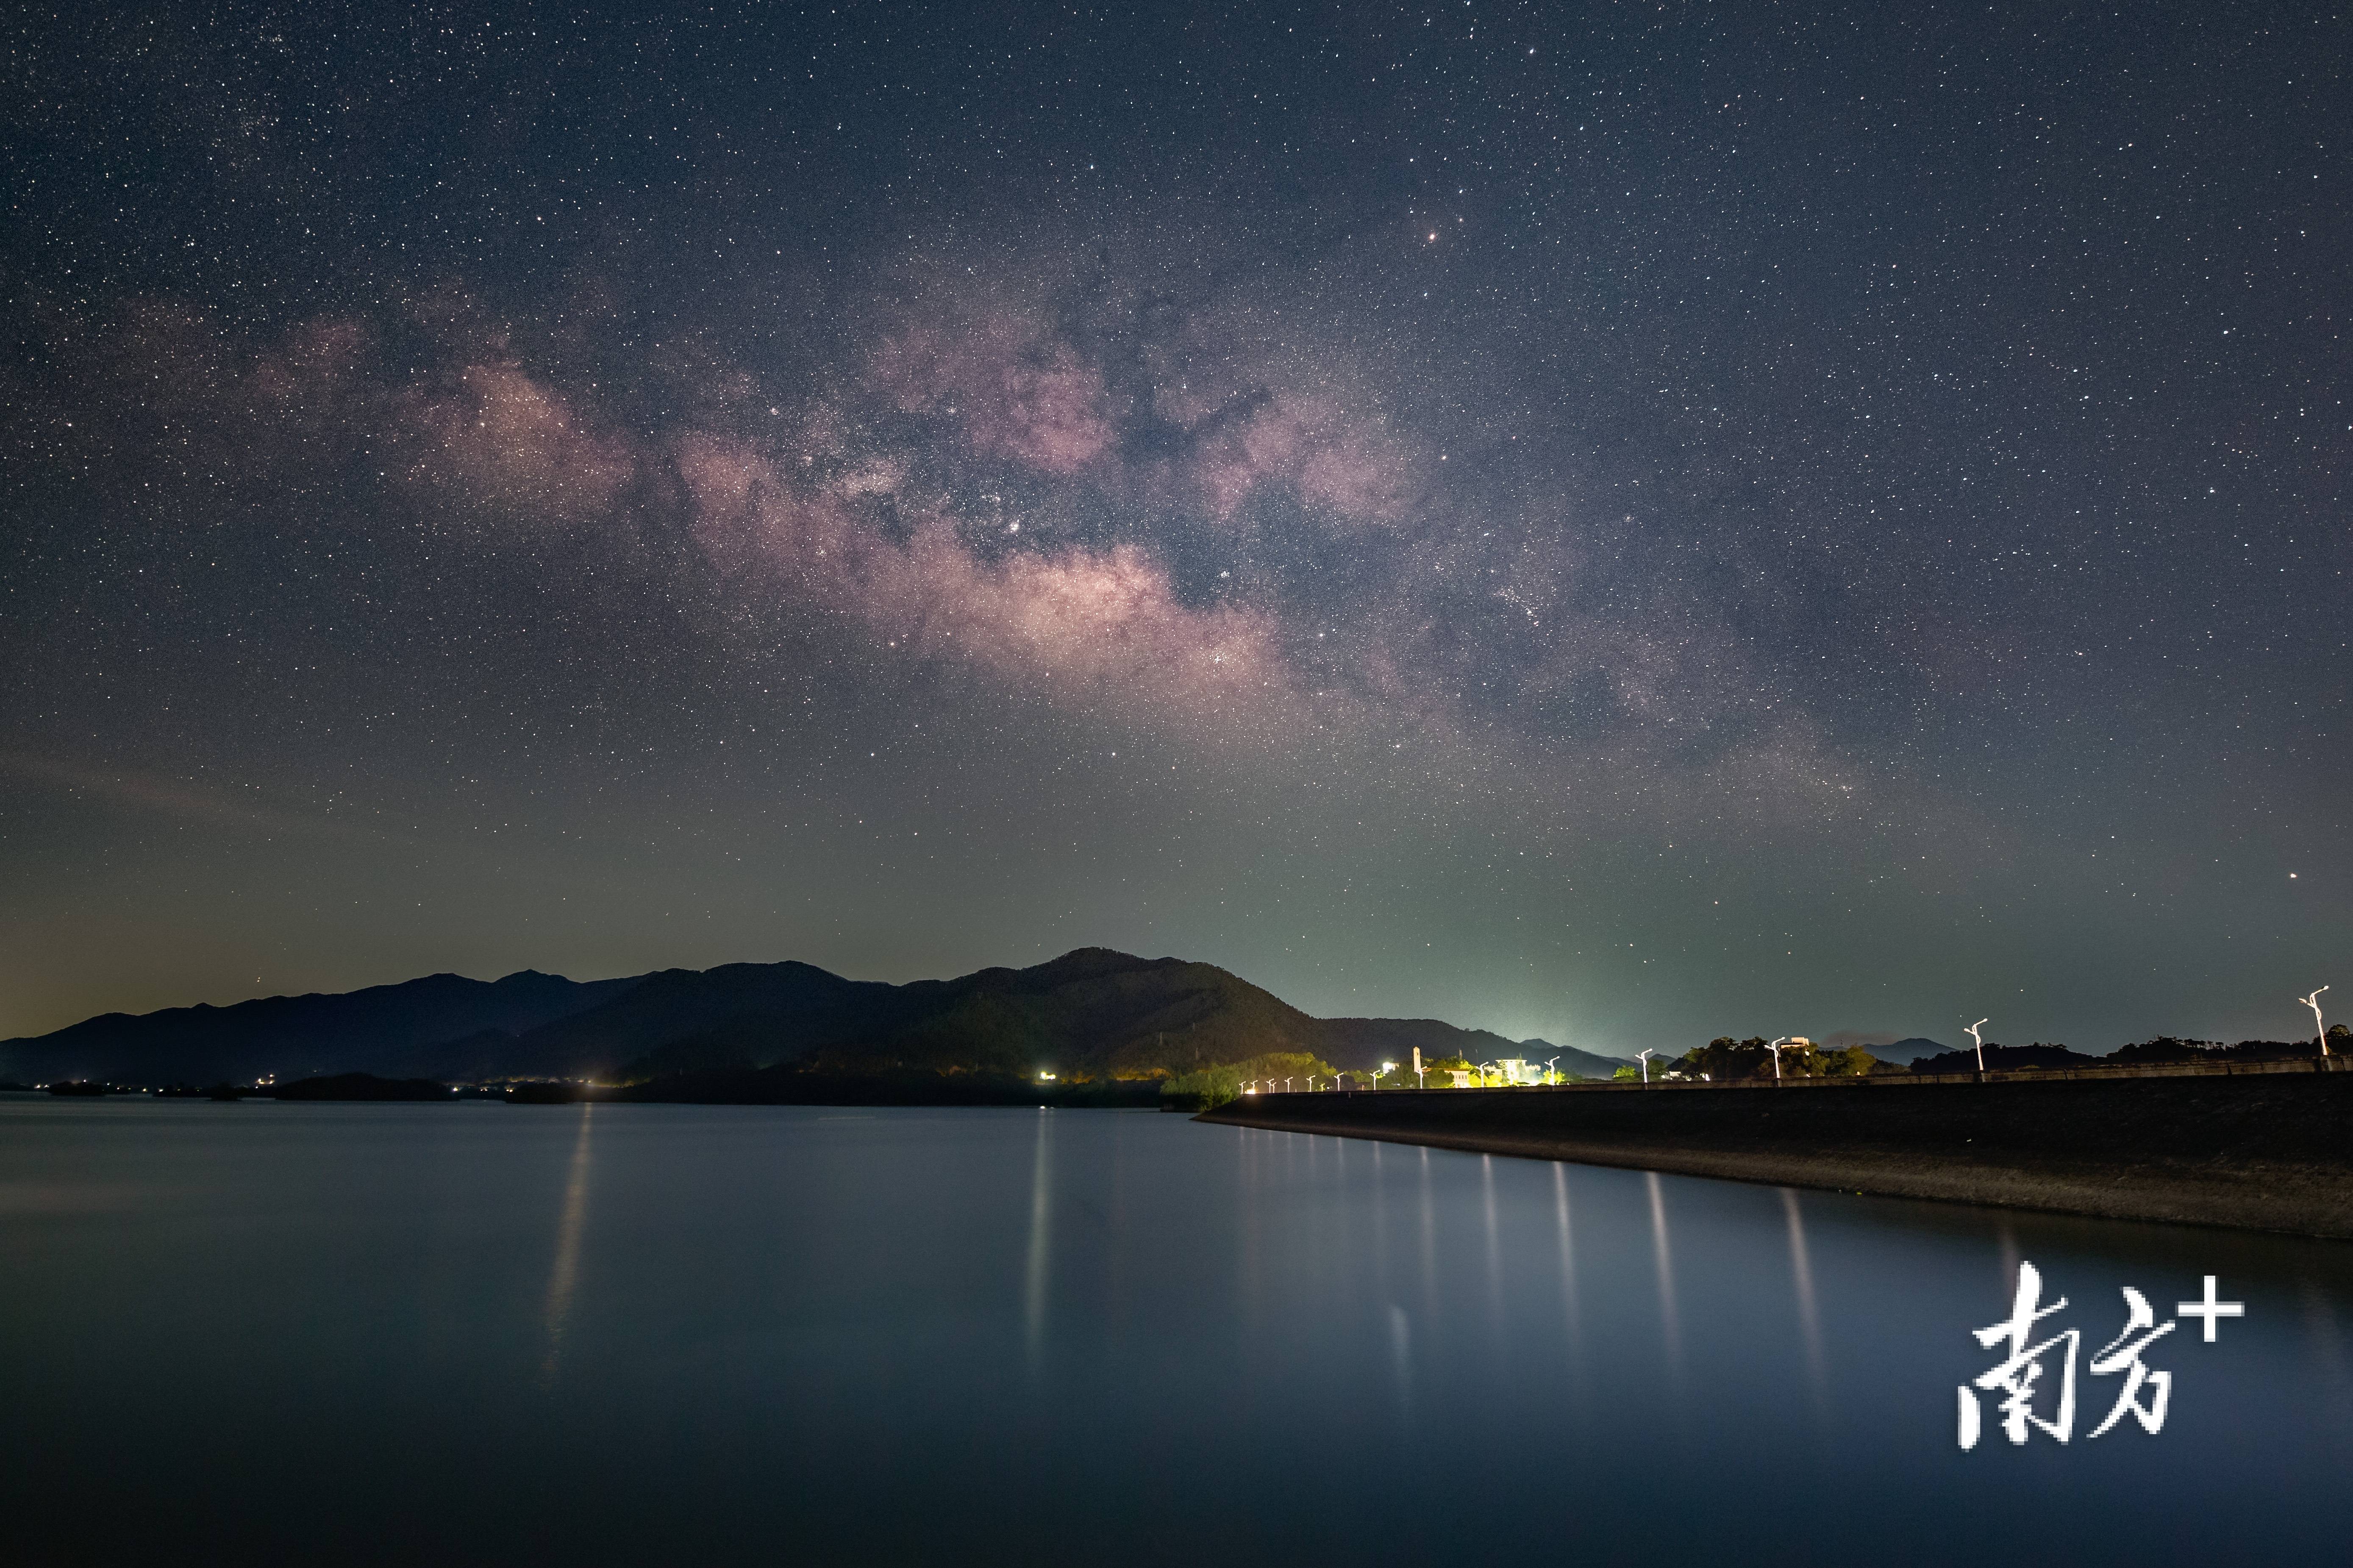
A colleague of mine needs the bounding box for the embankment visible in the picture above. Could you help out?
[1198,1063,2353,1238]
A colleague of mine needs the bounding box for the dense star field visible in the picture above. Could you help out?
[2,3,2346,1052]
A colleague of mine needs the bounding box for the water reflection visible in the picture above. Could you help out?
[1481,1155,1505,1343]
[540,1104,594,1385]
[1781,1187,1826,1401]
[1025,1107,1053,1367]
[1389,1302,1413,1432]
[1553,1163,1582,1354]
[11,1102,2353,1566]
[1646,1170,1682,1376]
[1416,1146,1437,1325]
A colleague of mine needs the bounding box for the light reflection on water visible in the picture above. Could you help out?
[1784,1185,1827,1402]
[1645,1167,1683,1380]
[1024,1106,1052,1371]
[2,1096,2350,1565]
[541,1104,594,1385]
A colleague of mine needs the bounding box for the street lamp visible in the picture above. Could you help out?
[1284,1077,1295,1093]
[1373,1062,1394,1088]
[2300,987,2330,1055]
[1636,1048,1658,1084]
[1478,1060,1498,1087]
[1965,1019,1989,1073]
[1767,1037,1789,1081]
[1545,1055,1560,1086]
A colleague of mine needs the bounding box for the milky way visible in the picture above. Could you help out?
[2,3,2346,1051]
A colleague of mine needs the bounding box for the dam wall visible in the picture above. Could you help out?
[1198,1061,2353,1238]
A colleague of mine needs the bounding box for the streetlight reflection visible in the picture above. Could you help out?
[1782,1187,1826,1401]
[1647,1170,1682,1378]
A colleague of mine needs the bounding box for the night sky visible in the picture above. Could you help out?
[3,3,2346,1053]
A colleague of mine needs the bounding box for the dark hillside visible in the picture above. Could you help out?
[1910,1043,2091,1074]
[822,949,1331,1078]
[486,961,905,1080]
[0,970,641,1086]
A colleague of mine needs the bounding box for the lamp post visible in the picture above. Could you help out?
[1373,1062,1394,1089]
[1767,1036,1789,1081]
[1965,1019,1989,1073]
[1637,1048,1658,1084]
[2300,988,2330,1055]
[1545,1055,1560,1086]
[1477,1060,1498,1088]
[1284,1077,1295,1093]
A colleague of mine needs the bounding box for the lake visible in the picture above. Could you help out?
[3,1095,2347,1564]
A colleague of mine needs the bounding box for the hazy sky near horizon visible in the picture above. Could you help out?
[3,2,2347,1051]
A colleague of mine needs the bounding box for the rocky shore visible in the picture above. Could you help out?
[1198,1061,2353,1238]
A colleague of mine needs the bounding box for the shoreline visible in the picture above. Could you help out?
[1197,1066,2353,1239]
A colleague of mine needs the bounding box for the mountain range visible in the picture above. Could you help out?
[1813,1033,1950,1065]
[0,949,1636,1087]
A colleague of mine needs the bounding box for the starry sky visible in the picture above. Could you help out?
[3,1,2347,1052]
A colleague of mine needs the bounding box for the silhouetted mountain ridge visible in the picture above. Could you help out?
[0,970,641,1085]
[1,949,1638,1085]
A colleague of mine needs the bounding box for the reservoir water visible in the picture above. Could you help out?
[3,1095,2347,1565]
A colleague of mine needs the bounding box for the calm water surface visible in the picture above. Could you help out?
[3,1096,2348,1565]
